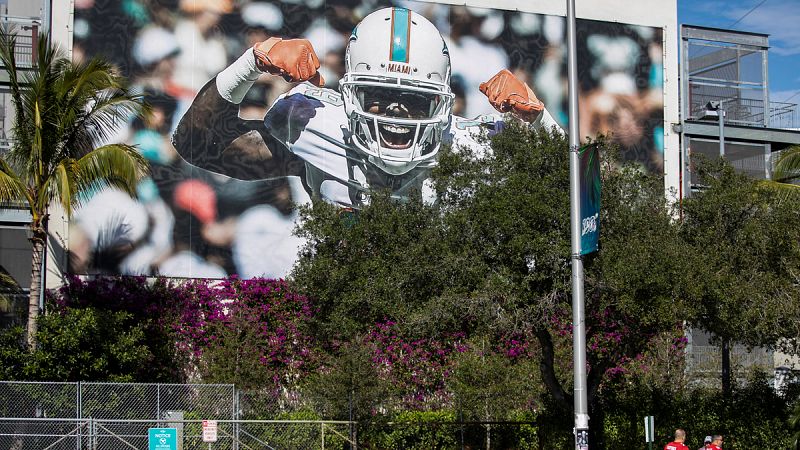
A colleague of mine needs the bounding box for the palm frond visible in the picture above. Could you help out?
[41,158,79,217]
[757,180,800,209]
[65,90,146,156]
[0,30,23,115]
[774,145,800,184]
[72,143,149,203]
[3,33,64,176]
[0,157,31,206]
[0,30,148,223]
[61,57,119,95]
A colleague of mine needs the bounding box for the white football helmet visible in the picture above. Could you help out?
[340,7,454,175]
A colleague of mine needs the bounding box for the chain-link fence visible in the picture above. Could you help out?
[0,417,537,450]
[0,418,87,450]
[0,381,235,421]
[0,381,540,449]
[0,381,79,419]
[360,420,539,450]
[0,382,356,449]
[80,382,236,420]
[0,418,354,450]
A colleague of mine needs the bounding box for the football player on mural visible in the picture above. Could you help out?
[172,6,560,208]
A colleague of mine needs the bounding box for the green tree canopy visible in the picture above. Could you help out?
[682,159,800,353]
[292,123,694,447]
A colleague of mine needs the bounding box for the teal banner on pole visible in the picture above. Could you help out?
[148,428,177,450]
[579,143,600,255]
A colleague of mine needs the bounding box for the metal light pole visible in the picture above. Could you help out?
[711,103,730,397]
[718,106,725,157]
[697,101,731,398]
[566,0,589,448]
[699,101,725,157]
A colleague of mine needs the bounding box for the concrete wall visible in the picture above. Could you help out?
[47,0,73,290]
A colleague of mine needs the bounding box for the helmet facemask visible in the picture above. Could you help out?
[341,8,454,176]
[343,77,453,174]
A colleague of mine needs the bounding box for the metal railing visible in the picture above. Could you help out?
[689,344,773,373]
[768,100,800,129]
[688,91,799,129]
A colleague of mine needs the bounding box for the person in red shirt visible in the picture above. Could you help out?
[664,429,690,450]
[705,435,723,449]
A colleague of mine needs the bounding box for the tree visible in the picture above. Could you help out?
[435,125,693,447]
[50,275,189,382]
[681,159,800,396]
[292,190,487,342]
[293,123,692,448]
[0,275,191,382]
[0,32,148,349]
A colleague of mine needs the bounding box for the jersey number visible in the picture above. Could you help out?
[305,88,343,106]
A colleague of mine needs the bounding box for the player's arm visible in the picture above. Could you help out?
[479,69,562,132]
[172,38,325,180]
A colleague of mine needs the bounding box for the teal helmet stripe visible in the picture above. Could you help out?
[390,8,410,63]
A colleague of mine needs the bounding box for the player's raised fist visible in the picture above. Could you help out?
[479,69,544,121]
[253,37,325,87]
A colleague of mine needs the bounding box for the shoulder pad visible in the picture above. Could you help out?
[264,84,345,145]
[264,92,324,146]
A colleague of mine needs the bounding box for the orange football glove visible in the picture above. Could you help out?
[479,69,544,121]
[253,37,325,87]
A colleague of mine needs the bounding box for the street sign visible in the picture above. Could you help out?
[575,428,589,450]
[202,420,218,443]
[148,428,177,450]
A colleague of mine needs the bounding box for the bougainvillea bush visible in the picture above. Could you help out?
[14,276,320,390]
[364,320,467,408]
[173,277,318,392]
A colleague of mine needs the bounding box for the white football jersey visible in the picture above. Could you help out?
[263,83,559,207]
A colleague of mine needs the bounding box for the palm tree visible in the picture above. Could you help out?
[0,31,148,350]
[773,145,800,186]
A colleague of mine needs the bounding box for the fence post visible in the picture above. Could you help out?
[77,382,82,450]
[157,384,161,421]
[321,423,325,450]
[349,390,354,450]
[233,389,239,450]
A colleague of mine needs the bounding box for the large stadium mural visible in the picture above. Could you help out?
[71,0,664,278]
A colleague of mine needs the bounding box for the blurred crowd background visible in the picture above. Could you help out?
[70,0,664,278]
